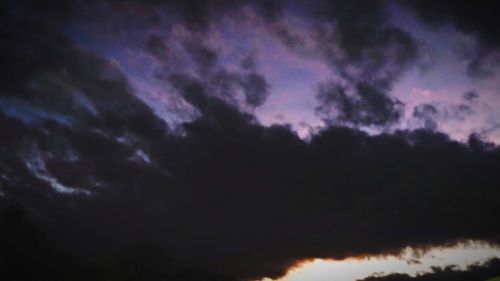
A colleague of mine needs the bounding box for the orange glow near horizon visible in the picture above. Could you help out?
[256,240,500,281]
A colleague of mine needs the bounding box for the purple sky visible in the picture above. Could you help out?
[66,1,500,142]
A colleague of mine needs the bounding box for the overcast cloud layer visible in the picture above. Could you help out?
[1,1,500,280]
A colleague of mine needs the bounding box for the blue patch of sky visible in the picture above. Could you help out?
[0,97,74,126]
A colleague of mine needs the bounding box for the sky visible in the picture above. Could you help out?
[258,241,500,281]
[1,1,500,281]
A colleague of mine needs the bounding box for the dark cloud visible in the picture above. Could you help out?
[413,104,438,131]
[0,13,167,139]
[5,0,419,126]
[240,55,257,71]
[400,0,500,48]
[2,0,74,26]
[141,10,273,110]
[400,0,500,78]
[464,47,500,79]
[412,102,475,131]
[463,90,480,102]
[314,0,418,71]
[455,104,473,118]
[4,47,500,278]
[0,205,238,281]
[253,0,283,21]
[146,34,171,63]
[316,82,403,126]
[1,1,500,281]
[167,73,255,128]
[161,45,271,109]
[94,0,282,34]
[272,23,307,52]
[184,40,218,71]
[279,0,419,126]
[240,73,271,107]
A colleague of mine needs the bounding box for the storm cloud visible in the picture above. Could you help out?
[1,1,500,281]
[278,0,418,127]
[400,0,500,78]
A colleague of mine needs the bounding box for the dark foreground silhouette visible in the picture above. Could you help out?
[0,204,237,281]
[361,259,500,281]
[2,204,500,281]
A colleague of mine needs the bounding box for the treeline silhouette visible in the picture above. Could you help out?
[361,258,500,281]
[3,203,500,281]
[0,204,237,281]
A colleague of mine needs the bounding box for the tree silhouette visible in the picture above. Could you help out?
[0,204,237,281]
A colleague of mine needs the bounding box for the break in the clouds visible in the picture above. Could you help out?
[53,0,500,140]
[259,241,500,281]
[1,1,500,281]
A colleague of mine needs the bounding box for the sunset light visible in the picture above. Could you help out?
[258,241,500,281]
[2,1,500,280]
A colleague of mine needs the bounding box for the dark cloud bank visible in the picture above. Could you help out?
[401,0,500,79]
[1,1,500,281]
